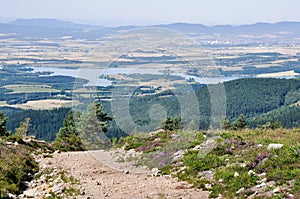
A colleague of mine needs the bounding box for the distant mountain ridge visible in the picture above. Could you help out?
[9,18,104,29]
[153,21,300,35]
[1,18,300,39]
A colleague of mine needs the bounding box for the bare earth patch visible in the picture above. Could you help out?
[256,70,299,78]
[0,99,78,110]
[39,151,209,199]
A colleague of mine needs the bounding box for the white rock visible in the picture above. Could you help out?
[192,145,202,151]
[240,163,247,168]
[273,187,281,193]
[236,187,244,194]
[248,170,256,175]
[265,181,276,187]
[260,178,267,182]
[256,182,266,188]
[53,150,60,154]
[23,190,37,198]
[53,177,62,184]
[204,184,212,189]
[205,139,216,146]
[6,193,16,199]
[248,191,258,199]
[171,134,180,139]
[234,172,239,177]
[151,167,161,177]
[96,180,101,185]
[45,193,52,198]
[267,143,283,150]
[52,183,63,193]
[172,150,185,162]
[257,144,263,147]
[257,172,266,177]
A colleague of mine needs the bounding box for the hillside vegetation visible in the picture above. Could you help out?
[116,127,300,198]
[0,136,53,198]
[1,78,300,142]
[128,78,300,130]
[0,97,299,198]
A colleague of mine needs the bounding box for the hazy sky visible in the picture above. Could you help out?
[1,0,300,26]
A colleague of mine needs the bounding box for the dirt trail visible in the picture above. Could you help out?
[40,150,209,199]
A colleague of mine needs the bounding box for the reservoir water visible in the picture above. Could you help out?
[31,66,245,86]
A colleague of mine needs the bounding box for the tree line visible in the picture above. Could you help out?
[1,77,300,142]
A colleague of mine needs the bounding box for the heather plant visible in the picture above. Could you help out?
[0,140,39,197]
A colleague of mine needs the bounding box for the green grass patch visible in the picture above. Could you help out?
[0,140,39,197]
[4,84,60,94]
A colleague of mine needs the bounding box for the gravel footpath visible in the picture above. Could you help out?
[37,150,209,199]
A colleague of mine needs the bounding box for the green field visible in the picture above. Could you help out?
[4,84,61,94]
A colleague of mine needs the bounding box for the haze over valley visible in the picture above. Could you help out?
[1,1,300,198]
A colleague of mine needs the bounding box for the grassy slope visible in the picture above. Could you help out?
[0,135,54,198]
[117,128,300,198]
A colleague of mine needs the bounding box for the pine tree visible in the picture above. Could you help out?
[221,117,231,130]
[77,102,112,150]
[55,110,85,151]
[162,117,181,131]
[232,114,248,130]
[15,118,31,137]
[56,111,78,140]
[94,102,113,133]
[0,111,8,136]
[270,120,282,129]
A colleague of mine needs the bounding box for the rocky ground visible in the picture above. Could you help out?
[20,149,209,199]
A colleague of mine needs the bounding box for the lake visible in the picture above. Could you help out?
[31,66,248,86]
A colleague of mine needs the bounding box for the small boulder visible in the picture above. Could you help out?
[273,187,281,193]
[204,183,212,189]
[6,193,16,199]
[172,150,185,162]
[240,163,247,168]
[236,187,244,194]
[23,190,37,198]
[45,193,52,198]
[5,142,13,145]
[257,172,266,177]
[234,172,239,177]
[248,170,256,175]
[151,167,161,177]
[256,182,266,188]
[267,143,283,150]
[53,177,62,184]
[192,145,202,151]
[51,183,63,193]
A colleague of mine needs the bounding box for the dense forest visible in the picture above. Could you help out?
[0,107,70,141]
[1,77,300,141]
[224,78,300,117]
[127,77,300,130]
